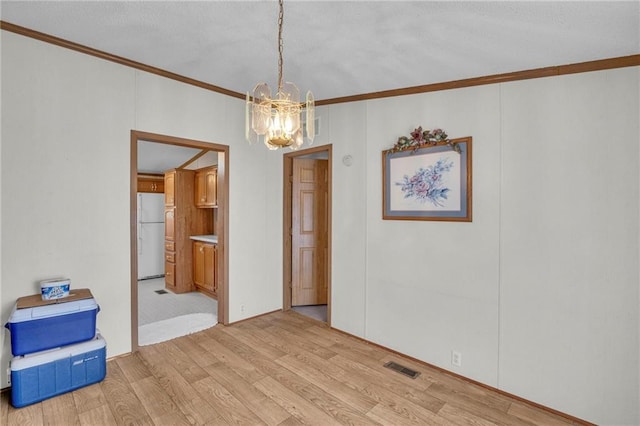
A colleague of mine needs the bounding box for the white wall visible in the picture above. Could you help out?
[0,31,283,387]
[323,102,368,336]
[0,31,6,362]
[1,32,136,387]
[323,68,639,425]
[0,30,4,365]
[499,70,639,423]
[132,72,283,322]
[2,28,639,425]
[365,86,502,386]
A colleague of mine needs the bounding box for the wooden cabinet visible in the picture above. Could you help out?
[164,261,175,289]
[193,241,217,298]
[204,244,216,296]
[193,242,205,288]
[137,174,164,193]
[164,208,175,241]
[163,169,213,294]
[164,171,175,206]
[195,167,218,208]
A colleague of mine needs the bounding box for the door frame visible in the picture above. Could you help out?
[130,130,230,353]
[282,144,332,324]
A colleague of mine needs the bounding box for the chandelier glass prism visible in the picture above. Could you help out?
[245,0,314,150]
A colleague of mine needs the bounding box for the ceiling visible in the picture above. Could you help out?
[137,141,203,175]
[2,1,638,173]
[1,1,638,103]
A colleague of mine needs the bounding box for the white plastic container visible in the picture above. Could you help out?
[40,278,71,300]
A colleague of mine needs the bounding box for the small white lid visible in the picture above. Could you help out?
[40,278,71,286]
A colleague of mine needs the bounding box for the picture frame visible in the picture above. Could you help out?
[382,137,472,221]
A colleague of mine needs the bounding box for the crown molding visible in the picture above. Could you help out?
[316,55,640,106]
[2,20,639,106]
[0,21,245,100]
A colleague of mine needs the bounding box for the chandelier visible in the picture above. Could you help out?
[245,0,315,150]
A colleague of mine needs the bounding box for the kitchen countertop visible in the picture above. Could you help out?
[189,235,218,244]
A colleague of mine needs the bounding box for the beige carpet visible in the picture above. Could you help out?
[138,313,217,346]
[138,278,217,325]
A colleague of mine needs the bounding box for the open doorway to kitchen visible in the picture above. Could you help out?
[283,145,332,324]
[130,130,229,352]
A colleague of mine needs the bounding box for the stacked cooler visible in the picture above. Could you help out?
[4,288,106,408]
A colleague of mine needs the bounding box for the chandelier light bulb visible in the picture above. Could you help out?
[284,115,293,133]
[273,112,281,130]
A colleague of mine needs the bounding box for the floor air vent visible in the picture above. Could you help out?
[154,289,168,295]
[383,361,420,379]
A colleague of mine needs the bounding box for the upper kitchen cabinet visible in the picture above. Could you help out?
[195,166,218,208]
[137,174,164,193]
[164,171,176,206]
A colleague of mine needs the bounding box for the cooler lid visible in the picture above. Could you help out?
[16,288,93,309]
[8,296,98,323]
[10,333,106,371]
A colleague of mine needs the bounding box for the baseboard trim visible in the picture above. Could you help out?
[329,326,595,426]
[227,309,281,326]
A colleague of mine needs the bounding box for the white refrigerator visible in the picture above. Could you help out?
[137,193,165,280]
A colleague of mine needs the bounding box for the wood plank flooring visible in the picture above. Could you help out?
[1,311,585,425]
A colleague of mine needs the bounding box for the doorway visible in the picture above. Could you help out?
[283,145,332,324]
[130,130,229,352]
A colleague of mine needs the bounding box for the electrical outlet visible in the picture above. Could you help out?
[6,367,11,385]
[240,304,245,313]
[451,350,462,367]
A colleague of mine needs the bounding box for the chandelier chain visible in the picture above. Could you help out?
[277,0,284,91]
[246,0,314,150]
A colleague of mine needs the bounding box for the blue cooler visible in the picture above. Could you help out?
[5,289,99,356]
[10,333,106,407]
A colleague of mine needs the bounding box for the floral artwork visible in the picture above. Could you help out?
[396,158,454,207]
[382,136,472,222]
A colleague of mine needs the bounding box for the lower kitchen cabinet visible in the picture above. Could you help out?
[193,241,217,298]
[165,261,176,290]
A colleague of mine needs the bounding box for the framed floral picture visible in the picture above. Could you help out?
[382,137,472,221]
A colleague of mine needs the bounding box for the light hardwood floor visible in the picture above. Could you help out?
[1,311,586,425]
